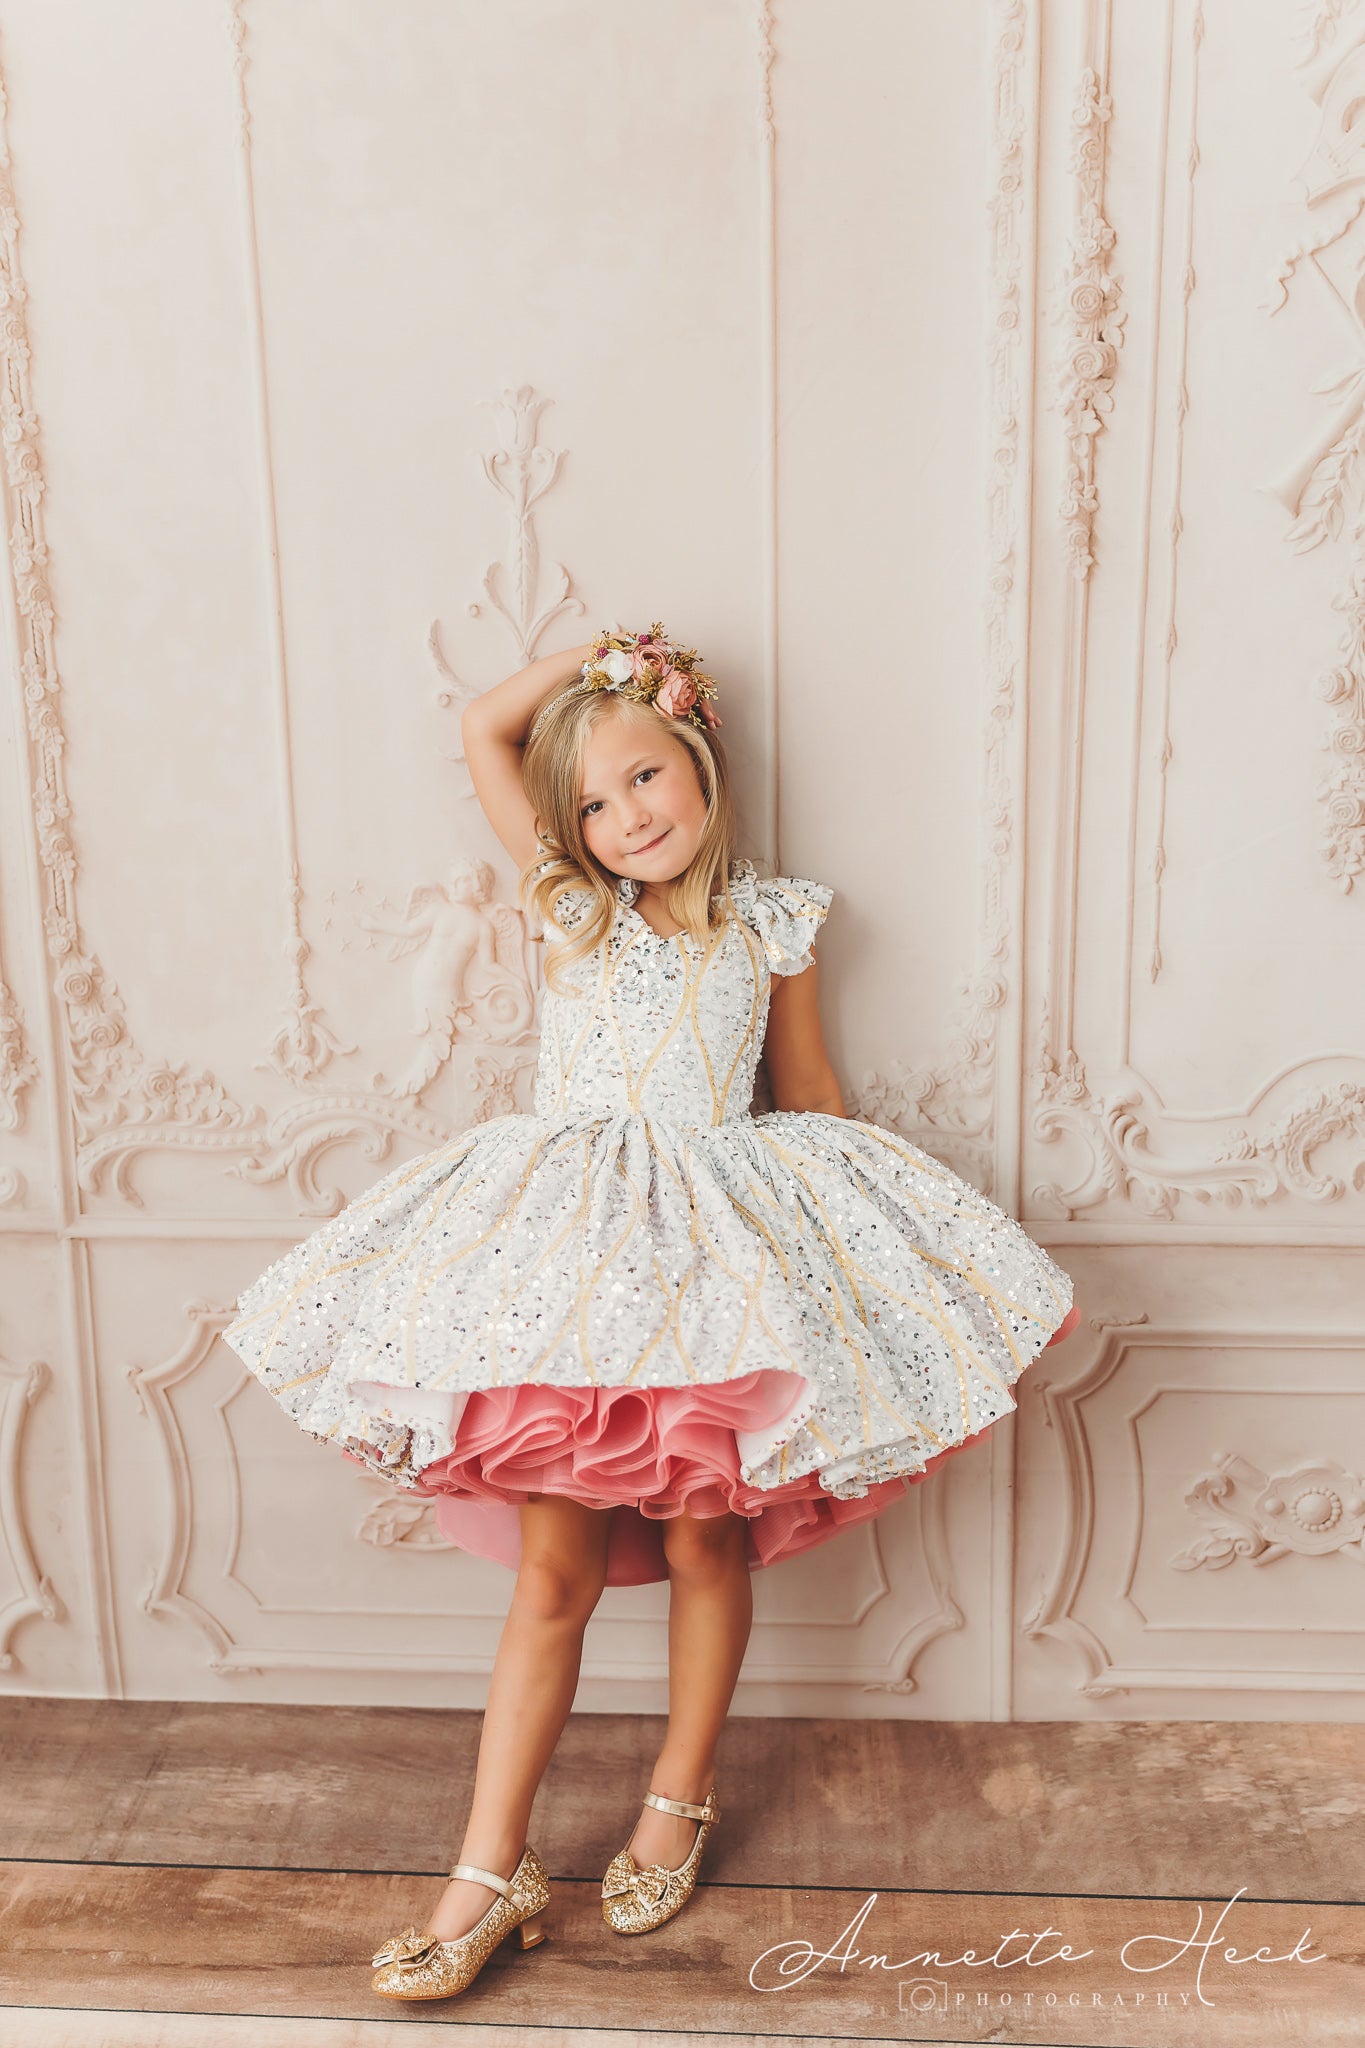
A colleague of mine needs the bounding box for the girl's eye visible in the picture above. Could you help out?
[580,768,655,817]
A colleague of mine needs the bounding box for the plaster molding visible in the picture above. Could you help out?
[0,1354,60,1670]
[358,858,540,1099]
[1292,3,1362,73]
[467,1049,539,1124]
[356,1489,459,1551]
[225,0,346,1085]
[1022,1319,1365,1697]
[1172,1450,1365,1569]
[0,83,41,1144]
[859,1479,966,1695]
[39,28,579,1211]
[1,57,236,1175]
[1313,539,1365,891]
[0,19,282,1200]
[1,98,543,1217]
[848,1057,998,1193]
[1265,12,1365,889]
[756,0,775,145]
[846,0,1039,1190]
[1052,55,1125,582]
[1020,1314,1166,1699]
[1018,3,1359,1227]
[1146,1,1204,980]
[1030,1004,1365,1218]
[429,384,586,777]
[68,1061,534,1215]
[0,978,38,1145]
[972,0,1032,1144]
[472,386,584,661]
[129,1304,241,1667]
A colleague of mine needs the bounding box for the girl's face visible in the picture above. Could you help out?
[577,708,709,885]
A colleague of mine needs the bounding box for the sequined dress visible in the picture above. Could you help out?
[222,860,1079,1584]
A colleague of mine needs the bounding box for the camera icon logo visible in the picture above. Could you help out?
[899,1977,948,2013]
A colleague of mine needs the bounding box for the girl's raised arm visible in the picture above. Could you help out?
[462,641,597,868]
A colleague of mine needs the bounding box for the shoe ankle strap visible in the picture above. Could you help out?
[447,1861,514,1895]
[643,1789,719,1822]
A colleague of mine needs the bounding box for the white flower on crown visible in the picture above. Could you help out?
[597,650,635,685]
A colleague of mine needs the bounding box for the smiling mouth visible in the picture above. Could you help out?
[630,829,671,855]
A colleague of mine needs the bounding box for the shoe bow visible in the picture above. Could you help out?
[371,1924,441,1971]
[602,1860,672,1910]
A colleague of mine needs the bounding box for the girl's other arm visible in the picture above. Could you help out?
[763,959,847,1116]
[462,641,597,866]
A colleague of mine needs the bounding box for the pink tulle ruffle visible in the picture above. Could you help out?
[393,1301,1082,1585]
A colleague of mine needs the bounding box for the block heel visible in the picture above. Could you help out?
[517,1909,549,1950]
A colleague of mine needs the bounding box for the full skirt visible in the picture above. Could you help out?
[224,1108,1080,1585]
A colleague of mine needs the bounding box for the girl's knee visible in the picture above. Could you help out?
[662,1510,747,1579]
[512,1551,606,1624]
[513,1498,612,1621]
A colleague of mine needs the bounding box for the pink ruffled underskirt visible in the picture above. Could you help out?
[366,1304,1082,1586]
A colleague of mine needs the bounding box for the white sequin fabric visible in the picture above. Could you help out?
[222,859,1075,1500]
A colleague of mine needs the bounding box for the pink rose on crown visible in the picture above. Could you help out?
[629,636,670,681]
[655,667,697,717]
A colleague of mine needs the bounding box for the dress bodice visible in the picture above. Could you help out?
[532,860,833,1128]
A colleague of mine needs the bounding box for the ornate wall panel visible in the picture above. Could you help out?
[1013,1244,1365,1717]
[0,1239,98,1690]
[0,0,1358,1714]
[1023,0,1365,1228]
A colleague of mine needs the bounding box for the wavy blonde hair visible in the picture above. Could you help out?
[521,690,740,991]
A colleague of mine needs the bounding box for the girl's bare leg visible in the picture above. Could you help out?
[625,1507,752,1870]
[422,1494,612,1941]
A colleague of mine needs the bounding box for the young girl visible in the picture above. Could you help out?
[222,623,1080,2003]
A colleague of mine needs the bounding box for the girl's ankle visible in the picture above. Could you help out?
[452,1838,525,1878]
[649,1769,715,1805]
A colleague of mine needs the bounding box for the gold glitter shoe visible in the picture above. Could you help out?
[370,1843,551,2001]
[600,1787,720,1935]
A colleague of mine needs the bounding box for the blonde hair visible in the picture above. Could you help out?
[521,690,740,991]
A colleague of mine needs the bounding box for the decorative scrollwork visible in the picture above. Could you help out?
[1173,1451,1365,1570]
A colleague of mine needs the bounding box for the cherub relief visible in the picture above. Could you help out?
[359,857,538,1099]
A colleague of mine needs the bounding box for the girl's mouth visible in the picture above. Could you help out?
[631,828,671,855]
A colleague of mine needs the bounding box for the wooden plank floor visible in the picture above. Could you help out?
[1,1702,1361,2046]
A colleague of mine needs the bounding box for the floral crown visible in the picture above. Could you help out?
[527,621,721,746]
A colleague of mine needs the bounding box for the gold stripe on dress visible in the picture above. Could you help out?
[717,923,767,1122]
[556,918,641,1107]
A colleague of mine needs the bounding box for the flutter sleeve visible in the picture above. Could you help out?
[729,860,834,975]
